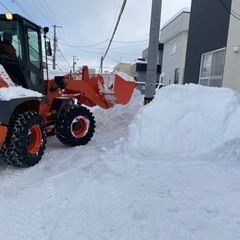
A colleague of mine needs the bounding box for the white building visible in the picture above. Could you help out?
[222,0,240,92]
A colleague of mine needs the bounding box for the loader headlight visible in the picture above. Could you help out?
[5,12,13,20]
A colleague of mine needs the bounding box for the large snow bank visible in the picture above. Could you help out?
[118,84,240,156]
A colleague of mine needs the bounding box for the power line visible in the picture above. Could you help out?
[31,0,53,25]
[58,41,103,54]
[12,0,35,21]
[100,0,127,72]
[108,0,123,38]
[228,0,240,17]
[57,48,71,68]
[58,38,109,48]
[102,0,127,60]
[56,29,77,64]
[0,2,11,12]
[37,0,56,24]
[112,39,148,44]
[42,0,61,26]
[106,55,119,62]
[218,0,240,20]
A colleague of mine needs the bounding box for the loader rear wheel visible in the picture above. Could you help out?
[56,105,95,147]
[2,111,47,168]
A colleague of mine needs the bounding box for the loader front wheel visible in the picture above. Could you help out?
[2,111,47,167]
[56,105,95,147]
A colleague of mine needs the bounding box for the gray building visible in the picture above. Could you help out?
[131,43,163,93]
[160,8,190,85]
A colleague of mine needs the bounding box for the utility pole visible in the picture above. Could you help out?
[100,56,103,73]
[52,24,62,70]
[144,0,162,104]
[73,56,79,72]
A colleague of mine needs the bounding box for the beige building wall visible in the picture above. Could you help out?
[222,1,240,92]
[113,63,133,77]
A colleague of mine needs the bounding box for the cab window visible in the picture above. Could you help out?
[27,28,40,69]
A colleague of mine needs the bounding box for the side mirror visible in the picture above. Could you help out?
[45,41,52,56]
[43,27,49,35]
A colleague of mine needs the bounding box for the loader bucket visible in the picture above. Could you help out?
[97,73,136,107]
[113,74,136,105]
[62,66,136,109]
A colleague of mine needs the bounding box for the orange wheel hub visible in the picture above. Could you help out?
[27,125,42,154]
[71,117,88,138]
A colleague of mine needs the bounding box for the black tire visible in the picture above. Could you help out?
[55,105,95,147]
[2,111,47,168]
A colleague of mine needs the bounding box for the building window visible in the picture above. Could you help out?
[199,48,226,87]
[169,40,176,55]
[174,68,180,84]
[159,72,165,84]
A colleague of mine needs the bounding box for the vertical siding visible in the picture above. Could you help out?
[222,1,240,92]
[184,0,231,84]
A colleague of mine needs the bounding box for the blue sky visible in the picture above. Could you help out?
[0,0,191,72]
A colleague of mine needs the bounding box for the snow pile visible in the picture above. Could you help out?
[92,89,144,133]
[0,86,42,100]
[0,64,43,100]
[119,84,240,156]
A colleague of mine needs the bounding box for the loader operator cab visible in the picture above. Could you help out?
[0,32,17,59]
[0,13,46,93]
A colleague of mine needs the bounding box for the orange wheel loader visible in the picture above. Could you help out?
[0,13,136,168]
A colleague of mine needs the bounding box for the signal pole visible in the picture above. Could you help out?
[144,0,162,104]
[53,24,62,70]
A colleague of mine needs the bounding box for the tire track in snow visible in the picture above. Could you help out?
[0,163,97,240]
[0,183,51,240]
[49,164,140,240]
[113,153,240,240]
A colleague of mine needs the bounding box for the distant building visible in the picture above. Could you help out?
[131,43,163,94]
[112,62,133,76]
[160,8,190,85]
[88,68,96,75]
